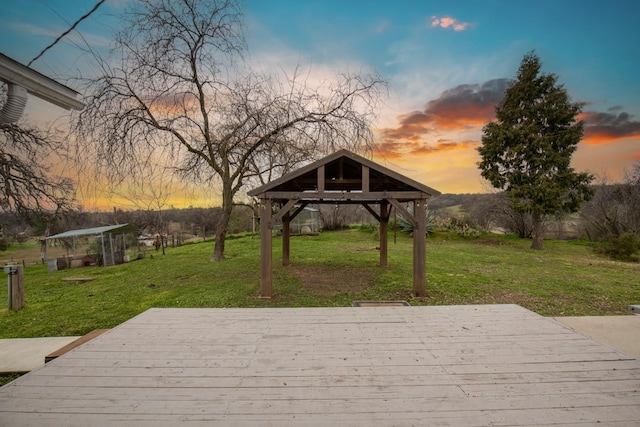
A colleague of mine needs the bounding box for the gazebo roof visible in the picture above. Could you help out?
[247,149,440,202]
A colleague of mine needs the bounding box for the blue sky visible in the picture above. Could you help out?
[1,0,639,200]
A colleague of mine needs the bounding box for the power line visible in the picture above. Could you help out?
[28,0,107,67]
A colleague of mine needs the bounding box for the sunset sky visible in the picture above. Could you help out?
[1,0,639,207]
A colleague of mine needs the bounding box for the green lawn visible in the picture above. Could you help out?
[1,229,639,339]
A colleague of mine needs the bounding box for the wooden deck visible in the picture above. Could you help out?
[1,304,639,426]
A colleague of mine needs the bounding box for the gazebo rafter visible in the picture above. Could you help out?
[247,149,440,298]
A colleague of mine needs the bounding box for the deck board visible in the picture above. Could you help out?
[1,304,639,426]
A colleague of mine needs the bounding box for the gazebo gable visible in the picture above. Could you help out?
[247,149,439,199]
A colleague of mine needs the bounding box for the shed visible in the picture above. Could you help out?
[272,206,320,235]
[248,149,440,298]
[45,224,138,270]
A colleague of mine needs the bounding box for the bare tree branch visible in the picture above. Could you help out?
[0,117,77,223]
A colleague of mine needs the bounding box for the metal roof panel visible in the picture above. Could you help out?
[46,224,137,240]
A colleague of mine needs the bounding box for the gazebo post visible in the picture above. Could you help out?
[109,233,115,266]
[259,197,273,298]
[282,210,290,266]
[100,232,107,267]
[413,198,427,297]
[379,201,389,267]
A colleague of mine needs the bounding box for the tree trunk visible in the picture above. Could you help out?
[212,226,226,261]
[211,182,234,262]
[531,213,544,250]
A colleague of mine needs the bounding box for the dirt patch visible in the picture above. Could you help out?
[291,264,378,296]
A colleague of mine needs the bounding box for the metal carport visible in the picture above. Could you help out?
[45,224,137,269]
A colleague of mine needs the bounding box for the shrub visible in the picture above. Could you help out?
[437,215,482,238]
[357,222,379,233]
[593,232,640,261]
[397,208,436,236]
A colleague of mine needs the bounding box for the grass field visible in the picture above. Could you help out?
[1,228,639,340]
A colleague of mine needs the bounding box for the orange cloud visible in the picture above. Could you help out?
[374,140,412,159]
[413,79,507,130]
[376,79,508,158]
[379,113,430,141]
[430,15,472,31]
[579,110,640,144]
[411,140,479,155]
[374,137,479,160]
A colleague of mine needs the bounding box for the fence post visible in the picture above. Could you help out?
[12,265,25,311]
[5,265,24,311]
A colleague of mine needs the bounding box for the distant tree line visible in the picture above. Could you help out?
[429,164,639,261]
[0,205,254,251]
[429,170,639,244]
[1,170,638,262]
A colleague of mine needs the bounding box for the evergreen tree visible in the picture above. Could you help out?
[478,52,593,250]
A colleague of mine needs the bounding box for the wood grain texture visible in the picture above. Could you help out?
[1,305,639,426]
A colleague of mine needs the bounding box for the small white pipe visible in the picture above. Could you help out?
[0,83,28,124]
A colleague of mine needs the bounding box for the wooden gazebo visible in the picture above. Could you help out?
[247,149,440,298]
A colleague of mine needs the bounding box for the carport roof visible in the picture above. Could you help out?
[46,224,137,240]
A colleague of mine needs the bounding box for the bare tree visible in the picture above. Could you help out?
[486,192,534,237]
[113,164,187,255]
[0,118,76,225]
[628,161,640,186]
[624,162,640,233]
[581,165,640,240]
[76,0,386,261]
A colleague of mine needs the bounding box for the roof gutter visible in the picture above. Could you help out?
[0,52,85,124]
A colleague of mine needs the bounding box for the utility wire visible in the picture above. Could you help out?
[28,0,107,67]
